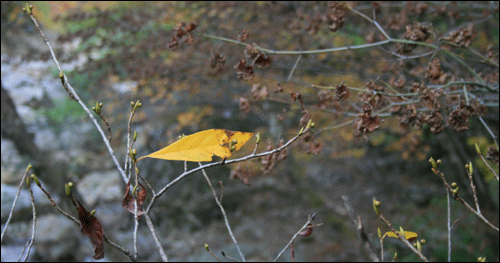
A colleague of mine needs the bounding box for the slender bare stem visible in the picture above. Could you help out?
[199,163,245,262]
[274,213,317,262]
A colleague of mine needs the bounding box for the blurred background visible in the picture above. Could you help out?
[1,1,498,261]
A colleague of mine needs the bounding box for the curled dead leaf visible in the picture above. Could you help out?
[76,199,104,259]
[299,224,313,237]
[122,181,146,218]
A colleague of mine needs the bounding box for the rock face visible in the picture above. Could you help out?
[1,84,40,162]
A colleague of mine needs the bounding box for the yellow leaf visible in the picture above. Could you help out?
[384,231,418,242]
[139,129,254,162]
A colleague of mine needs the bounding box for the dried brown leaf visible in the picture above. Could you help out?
[76,199,104,260]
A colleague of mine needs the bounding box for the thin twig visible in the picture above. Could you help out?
[144,214,168,261]
[133,164,140,260]
[203,33,393,55]
[274,213,317,262]
[146,125,311,214]
[133,197,139,260]
[341,195,379,262]
[432,168,498,232]
[476,145,499,182]
[27,12,127,182]
[199,163,245,262]
[378,213,428,261]
[1,165,32,242]
[124,105,139,180]
[103,234,137,261]
[19,184,36,262]
[478,117,499,150]
[287,54,302,82]
[467,166,481,213]
[36,176,137,261]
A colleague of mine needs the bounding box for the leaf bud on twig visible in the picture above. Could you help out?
[475,143,481,155]
[429,157,437,169]
[373,198,381,215]
[30,174,40,187]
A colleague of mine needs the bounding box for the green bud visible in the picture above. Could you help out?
[229,145,236,152]
[475,143,481,155]
[429,157,437,169]
[452,188,459,194]
[399,226,405,237]
[131,101,135,107]
[255,132,260,144]
[24,3,32,15]
[132,184,138,195]
[59,71,65,85]
[94,102,101,114]
[26,176,30,186]
[129,149,135,159]
[373,199,381,215]
[133,100,141,111]
[377,228,382,238]
[30,174,40,187]
[65,182,73,196]
[420,239,426,245]
[204,243,209,251]
[468,161,473,175]
[133,131,137,142]
[26,163,32,173]
[306,119,312,130]
[451,182,457,188]
[89,209,96,217]
[417,240,421,251]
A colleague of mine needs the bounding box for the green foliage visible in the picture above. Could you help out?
[43,98,85,124]
[67,18,98,34]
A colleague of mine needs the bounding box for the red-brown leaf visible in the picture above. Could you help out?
[76,199,104,259]
[298,224,313,237]
[122,181,146,218]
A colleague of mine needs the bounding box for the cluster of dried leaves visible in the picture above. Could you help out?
[228,3,496,177]
[234,43,273,80]
[167,22,197,49]
[289,1,349,34]
[397,22,432,54]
